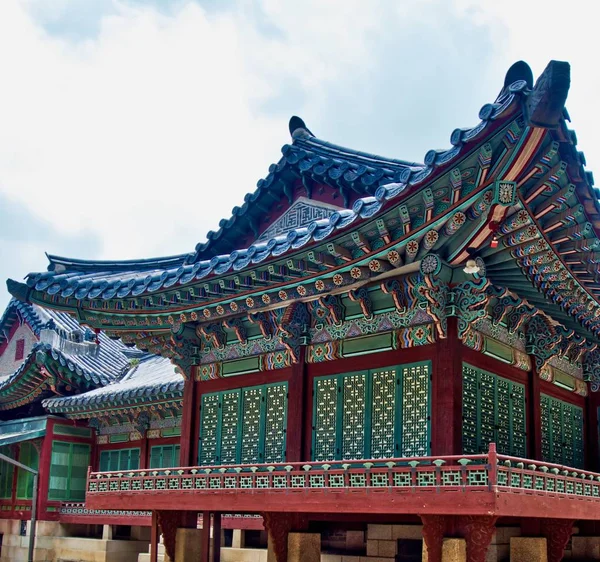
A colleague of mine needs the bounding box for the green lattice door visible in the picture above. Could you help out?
[541,394,584,467]
[0,446,14,499]
[16,442,39,500]
[312,362,430,461]
[198,382,287,465]
[48,441,91,501]
[462,364,526,456]
[99,448,140,472]
[149,444,181,469]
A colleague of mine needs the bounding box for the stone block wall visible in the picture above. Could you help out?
[0,519,149,562]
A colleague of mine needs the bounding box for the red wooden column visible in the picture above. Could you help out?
[37,420,56,517]
[528,364,542,461]
[286,347,306,462]
[201,511,211,562]
[179,376,199,466]
[431,317,463,456]
[212,512,222,562]
[140,432,149,470]
[150,511,159,562]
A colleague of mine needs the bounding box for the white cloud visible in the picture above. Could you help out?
[0,0,597,284]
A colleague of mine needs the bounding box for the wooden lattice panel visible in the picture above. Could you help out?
[462,364,526,457]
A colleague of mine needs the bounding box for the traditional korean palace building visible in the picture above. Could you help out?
[3,59,600,562]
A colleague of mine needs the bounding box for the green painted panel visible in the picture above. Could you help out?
[99,448,140,472]
[161,427,181,437]
[222,357,261,377]
[263,384,287,463]
[149,444,181,469]
[369,369,396,458]
[53,425,92,438]
[109,434,129,443]
[461,364,526,456]
[0,446,14,499]
[16,442,39,500]
[312,362,431,461]
[369,290,395,314]
[541,395,584,468]
[198,383,287,465]
[220,391,241,464]
[462,366,479,454]
[313,377,338,462]
[198,393,219,465]
[341,372,367,460]
[240,387,262,464]
[342,333,393,357]
[400,363,430,457]
[49,441,91,501]
[483,338,513,363]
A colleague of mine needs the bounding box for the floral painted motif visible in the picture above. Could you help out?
[333,274,344,286]
[387,250,401,264]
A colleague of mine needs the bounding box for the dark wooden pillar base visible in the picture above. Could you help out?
[262,512,309,562]
[156,510,198,562]
[150,511,159,562]
[457,515,497,562]
[541,519,574,562]
[421,515,446,562]
[156,510,179,562]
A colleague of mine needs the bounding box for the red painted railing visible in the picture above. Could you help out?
[85,444,600,502]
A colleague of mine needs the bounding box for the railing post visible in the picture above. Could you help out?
[488,443,497,490]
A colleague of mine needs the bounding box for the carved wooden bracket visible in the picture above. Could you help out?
[262,512,309,562]
[456,515,497,562]
[421,515,446,562]
[541,518,574,562]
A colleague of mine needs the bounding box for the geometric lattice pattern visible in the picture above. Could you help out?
[401,363,430,457]
[198,394,219,465]
[90,453,600,499]
[220,391,240,464]
[198,383,288,465]
[312,362,431,461]
[313,377,338,462]
[540,394,584,468]
[370,370,396,458]
[240,388,262,464]
[264,384,288,464]
[341,373,367,460]
[462,364,526,457]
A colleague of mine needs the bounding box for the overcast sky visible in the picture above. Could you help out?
[0,0,598,310]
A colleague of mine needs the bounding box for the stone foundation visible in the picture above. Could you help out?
[0,519,149,562]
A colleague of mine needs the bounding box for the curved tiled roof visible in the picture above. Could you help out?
[0,300,137,409]
[13,80,529,304]
[0,299,131,385]
[193,118,424,258]
[42,355,183,413]
[8,61,596,311]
